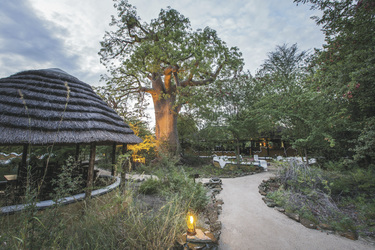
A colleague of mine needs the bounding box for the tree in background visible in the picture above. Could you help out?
[195,72,264,163]
[177,113,198,156]
[253,43,346,163]
[94,84,156,164]
[294,0,375,167]
[99,0,243,155]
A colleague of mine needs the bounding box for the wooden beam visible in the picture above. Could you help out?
[111,143,116,176]
[85,142,96,199]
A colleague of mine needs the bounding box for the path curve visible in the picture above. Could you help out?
[217,171,374,250]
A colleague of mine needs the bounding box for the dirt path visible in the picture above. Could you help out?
[217,171,374,250]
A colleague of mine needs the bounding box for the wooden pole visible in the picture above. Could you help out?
[120,144,127,190]
[85,142,96,199]
[75,144,80,162]
[17,144,29,187]
[111,143,116,176]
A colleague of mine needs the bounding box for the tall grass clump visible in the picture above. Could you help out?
[1,154,209,248]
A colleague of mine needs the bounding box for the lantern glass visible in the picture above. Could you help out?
[186,211,196,236]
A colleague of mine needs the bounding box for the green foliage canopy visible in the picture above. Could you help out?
[99,0,243,110]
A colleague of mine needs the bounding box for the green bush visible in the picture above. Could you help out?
[330,168,375,197]
[139,178,160,195]
[278,161,332,195]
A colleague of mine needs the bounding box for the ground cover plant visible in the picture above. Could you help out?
[265,161,375,240]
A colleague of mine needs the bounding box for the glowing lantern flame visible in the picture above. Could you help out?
[187,212,197,236]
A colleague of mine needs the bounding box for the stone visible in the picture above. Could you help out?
[262,197,277,207]
[176,233,187,246]
[300,218,317,229]
[274,207,285,213]
[340,231,358,240]
[259,190,267,196]
[210,221,222,232]
[187,228,215,244]
[216,199,224,205]
[206,207,218,223]
[187,242,205,249]
[203,230,218,244]
[210,177,222,184]
[204,218,210,225]
[318,223,333,231]
[265,201,277,207]
[285,212,300,222]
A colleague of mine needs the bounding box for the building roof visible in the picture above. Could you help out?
[0,68,142,145]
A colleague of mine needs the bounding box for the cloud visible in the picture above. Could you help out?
[0,0,80,78]
[131,0,324,74]
[0,0,324,85]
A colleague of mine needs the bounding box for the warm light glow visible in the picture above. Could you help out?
[186,211,197,236]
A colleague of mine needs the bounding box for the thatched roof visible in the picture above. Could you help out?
[0,68,142,145]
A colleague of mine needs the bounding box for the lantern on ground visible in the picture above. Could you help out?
[186,211,197,236]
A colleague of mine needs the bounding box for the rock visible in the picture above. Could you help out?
[274,207,285,213]
[206,205,218,223]
[210,177,222,184]
[259,190,267,196]
[187,228,217,245]
[176,233,187,246]
[216,199,224,205]
[265,201,277,207]
[203,230,218,244]
[262,197,277,207]
[210,221,222,232]
[340,231,358,240]
[318,223,333,230]
[204,218,210,225]
[300,218,317,229]
[187,242,205,249]
[285,212,300,222]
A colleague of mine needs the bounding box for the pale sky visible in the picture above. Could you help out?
[0,0,325,86]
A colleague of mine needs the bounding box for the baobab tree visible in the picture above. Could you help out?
[99,0,243,155]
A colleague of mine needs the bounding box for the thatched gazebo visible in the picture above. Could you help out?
[0,68,142,198]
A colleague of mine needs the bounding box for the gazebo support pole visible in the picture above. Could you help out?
[111,143,116,176]
[75,144,80,163]
[120,144,127,190]
[17,144,29,185]
[85,142,96,199]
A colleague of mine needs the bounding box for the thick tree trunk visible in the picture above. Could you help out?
[152,95,180,155]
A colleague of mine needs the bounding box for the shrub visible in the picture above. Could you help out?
[139,178,160,195]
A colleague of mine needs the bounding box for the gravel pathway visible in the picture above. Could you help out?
[217,170,374,250]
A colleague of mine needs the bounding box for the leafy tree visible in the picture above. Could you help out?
[295,0,375,166]
[256,43,308,92]
[99,0,243,155]
[177,113,198,155]
[254,44,345,162]
[196,72,265,163]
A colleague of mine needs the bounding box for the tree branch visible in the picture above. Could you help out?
[182,61,225,87]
